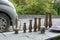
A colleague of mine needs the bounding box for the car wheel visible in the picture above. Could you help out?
[0,13,10,32]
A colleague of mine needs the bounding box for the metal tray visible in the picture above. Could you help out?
[49,27,60,33]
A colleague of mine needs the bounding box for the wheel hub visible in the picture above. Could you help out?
[0,17,7,31]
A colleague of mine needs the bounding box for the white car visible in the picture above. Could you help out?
[0,0,18,32]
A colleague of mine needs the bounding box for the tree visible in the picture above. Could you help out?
[52,0,60,15]
[10,0,57,15]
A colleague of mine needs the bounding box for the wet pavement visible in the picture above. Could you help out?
[0,15,60,40]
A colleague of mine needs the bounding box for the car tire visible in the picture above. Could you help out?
[0,12,10,32]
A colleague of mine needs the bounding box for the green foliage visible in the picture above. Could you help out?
[10,0,58,15]
[49,36,60,40]
[54,0,60,15]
